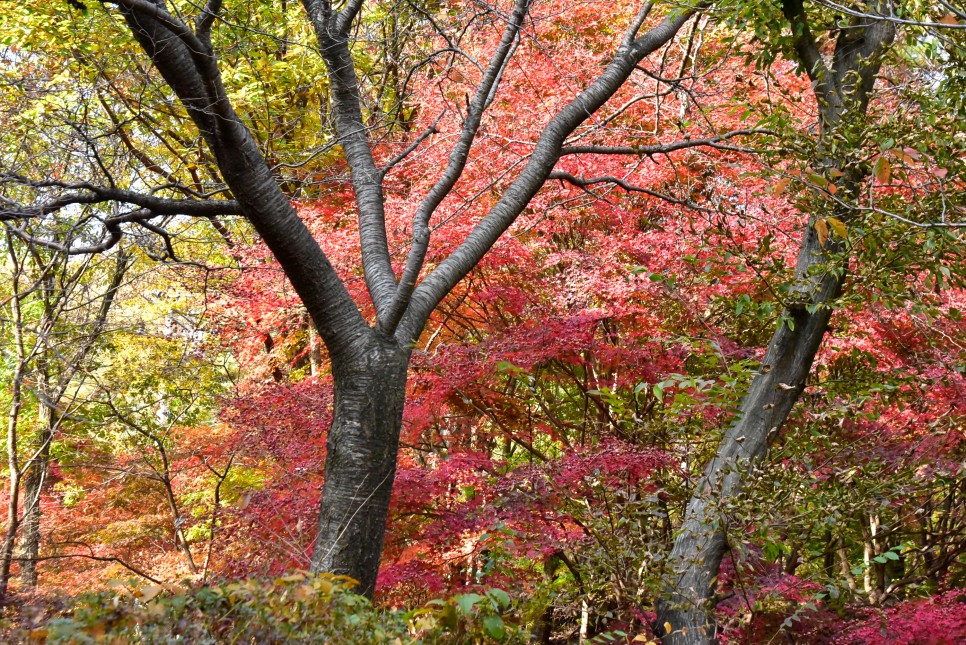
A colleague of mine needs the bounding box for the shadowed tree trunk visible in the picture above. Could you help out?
[656,1,895,641]
[657,244,844,642]
[18,400,52,588]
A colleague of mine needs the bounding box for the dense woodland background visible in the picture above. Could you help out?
[1,0,965,642]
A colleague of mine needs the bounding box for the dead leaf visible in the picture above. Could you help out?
[139,584,165,603]
[815,218,829,246]
[874,156,891,184]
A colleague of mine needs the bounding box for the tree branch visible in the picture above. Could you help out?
[559,128,771,156]
[817,0,966,29]
[547,171,701,208]
[195,0,223,42]
[335,0,365,35]
[378,116,443,178]
[114,0,234,133]
[398,3,705,342]
[16,539,162,584]
[381,0,532,334]
[829,0,897,120]
[303,0,400,319]
[781,0,837,115]
[0,174,240,221]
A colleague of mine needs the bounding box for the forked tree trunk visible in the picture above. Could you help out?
[309,332,411,597]
[110,0,707,600]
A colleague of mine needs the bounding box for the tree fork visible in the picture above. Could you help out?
[88,0,705,597]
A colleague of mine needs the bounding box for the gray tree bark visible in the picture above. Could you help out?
[309,332,410,597]
[656,2,896,641]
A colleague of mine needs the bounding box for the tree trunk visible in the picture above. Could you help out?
[1,234,26,604]
[0,445,21,605]
[309,332,410,598]
[20,364,54,588]
[19,416,51,588]
[657,225,844,643]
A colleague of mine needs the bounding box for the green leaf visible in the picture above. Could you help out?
[482,615,506,641]
[440,603,459,630]
[454,593,484,615]
[486,588,511,609]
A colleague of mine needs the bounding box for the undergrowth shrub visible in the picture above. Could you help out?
[15,573,525,644]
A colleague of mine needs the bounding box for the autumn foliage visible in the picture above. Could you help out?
[1,0,965,643]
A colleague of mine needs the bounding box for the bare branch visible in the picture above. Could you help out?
[14,547,162,584]
[195,0,223,42]
[336,0,365,35]
[817,0,966,29]
[781,0,836,111]
[0,174,240,221]
[559,128,772,156]
[939,0,966,21]
[9,215,124,255]
[623,2,655,46]
[547,170,701,208]
[137,219,179,258]
[303,0,400,317]
[115,0,227,120]
[378,116,443,178]
[382,0,532,333]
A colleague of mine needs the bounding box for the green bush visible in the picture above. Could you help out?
[21,573,527,644]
